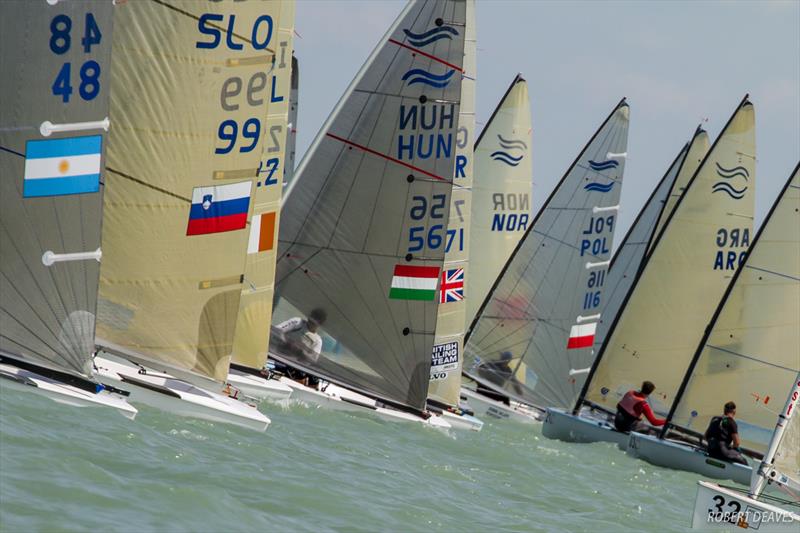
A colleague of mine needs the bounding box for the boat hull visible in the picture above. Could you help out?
[627,432,753,485]
[0,362,138,420]
[279,378,451,429]
[94,355,270,432]
[541,407,629,448]
[692,481,799,531]
[227,369,292,401]
[459,387,542,424]
[440,409,484,432]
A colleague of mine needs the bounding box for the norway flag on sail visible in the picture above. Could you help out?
[186,181,251,236]
[567,322,597,349]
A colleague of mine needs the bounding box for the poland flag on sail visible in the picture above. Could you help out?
[567,322,597,349]
[23,135,102,198]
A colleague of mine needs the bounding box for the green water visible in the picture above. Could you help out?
[0,387,707,532]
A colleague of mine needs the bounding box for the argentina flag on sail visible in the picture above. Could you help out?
[23,135,102,198]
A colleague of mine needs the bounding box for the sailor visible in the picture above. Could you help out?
[477,351,524,397]
[613,381,666,433]
[704,401,748,465]
[271,308,327,388]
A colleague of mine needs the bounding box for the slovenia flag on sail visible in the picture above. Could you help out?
[23,135,102,198]
[186,181,251,236]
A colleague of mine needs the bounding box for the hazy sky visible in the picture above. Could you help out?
[293,0,799,236]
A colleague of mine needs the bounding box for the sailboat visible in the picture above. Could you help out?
[589,126,710,363]
[423,0,483,432]
[265,0,471,429]
[462,99,630,423]
[225,2,298,402]
[92,0,295,432]
[692,372,800,530]
[458,74,536,421]
[628,164,799,484]
[543,96,756,446]
[0,1,136,419]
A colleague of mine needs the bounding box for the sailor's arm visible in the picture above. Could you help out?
[642,403,666,426]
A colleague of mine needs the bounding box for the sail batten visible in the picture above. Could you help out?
[463,100,630,409]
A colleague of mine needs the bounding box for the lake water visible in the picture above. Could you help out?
[0,386,715,532]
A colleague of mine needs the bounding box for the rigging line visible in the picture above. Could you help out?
[106,167,190,203]
[325,133,449,182]
[148,0,275,55]
[744,264,800,282]
[387,39,464,73]
[705,344,799,373]
[0,145,24,158]
[277,240,441,263]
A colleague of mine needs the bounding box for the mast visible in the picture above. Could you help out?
[574,95,754,415]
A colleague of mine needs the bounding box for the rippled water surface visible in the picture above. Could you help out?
[0,387,711,532]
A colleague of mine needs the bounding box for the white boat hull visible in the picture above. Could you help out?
[440,409,484,432]
[0,362,138,419]
[541,407,629,448]
[628,432,752,485]
[692,481,799,531]
[279,378,451,429]
[94,355,270,432]
[459,387,542,424]
[227,369,292,401]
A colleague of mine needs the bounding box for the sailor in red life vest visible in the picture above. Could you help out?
[614,381,667,433]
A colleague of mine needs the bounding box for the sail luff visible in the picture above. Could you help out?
[579,95,755,416]
[427,0,476,408]
[230,0,296,371]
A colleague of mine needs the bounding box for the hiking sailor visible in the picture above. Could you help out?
[704,401,748,465]
[270,308,327,388]
[614,381,667,433]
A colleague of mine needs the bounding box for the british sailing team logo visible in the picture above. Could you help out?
[491,134,527,167]
[584,159,619,193]
[712,162,749,200]
[403,23,459,48]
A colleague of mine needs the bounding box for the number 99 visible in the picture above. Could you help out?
[215,118,261,154]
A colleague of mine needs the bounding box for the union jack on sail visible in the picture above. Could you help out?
[439,268,465,304]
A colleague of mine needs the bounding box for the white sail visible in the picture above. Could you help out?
[231,1,296,372]
[270,0,468,412]
[580,97,755,416]
[427,0,476,408]
[97,0,284,383]
[668,166,799,454]
[465,75,533,325]
[1,1,114,380]
[464,100,629,409]
[593,128,709,351]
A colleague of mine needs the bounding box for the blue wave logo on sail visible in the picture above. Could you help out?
[491,134,527,166]
[403,25,459,47]
[588,159,619,172]
[401,68,455,88]
[712,162,749,200]
[584,181,615,193]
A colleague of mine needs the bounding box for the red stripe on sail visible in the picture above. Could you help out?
[567,335,594,350]
[187,213,248,236]
[393,264,440,278]
[387,39,464,72]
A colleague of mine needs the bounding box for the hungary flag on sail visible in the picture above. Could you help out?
[187,181,251,236]
[389,265,439,301]
[567,322,597,349]
[23,135,102,197]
